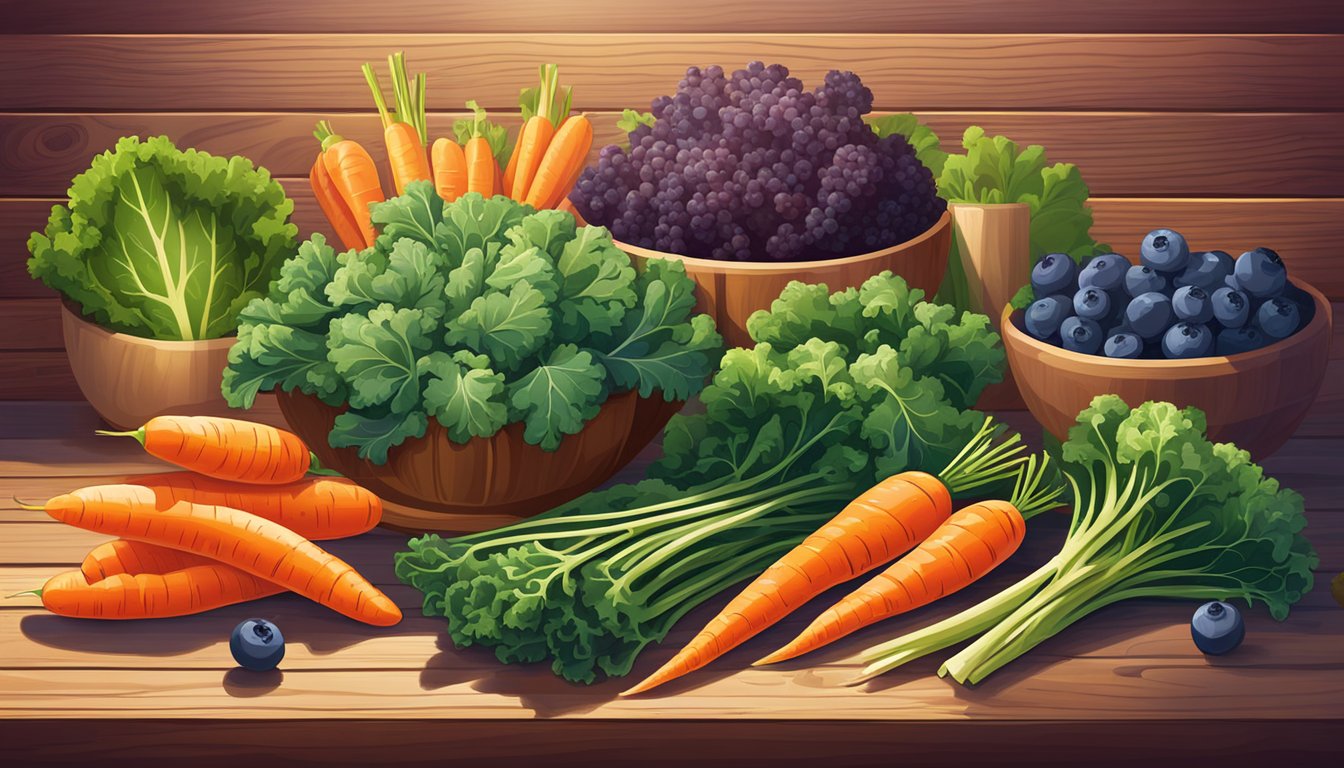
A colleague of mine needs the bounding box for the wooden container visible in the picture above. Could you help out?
[276,388,685,533]
[60,301,238,430]
[950,202,1031,410]
[606,211,952,349]
[1002,280,1332,459]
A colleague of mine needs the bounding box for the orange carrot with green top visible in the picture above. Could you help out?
[461,100,497,196]
[95,416,326,485]
[621,419,1045,696]
[314,120,383,247]
[27,485,401,626]
[523,114,592,210]
[309,134,367,251]
[364,52,430,195]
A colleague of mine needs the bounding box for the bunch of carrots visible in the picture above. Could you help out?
[622,419,1063,696]
[13,416,401,627]
[310,54,594,252]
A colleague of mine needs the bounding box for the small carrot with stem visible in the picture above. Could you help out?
[620,418,1036,696]
[509,64,567,200]
[755,453,1063,665]
[461,100,497,196]
[20,485,401,626]
[523,112,592,210]
[364,51,431,195]
[309,130,367,251]
[95,416,338,485]
[18,565,286,620]
[314,120,383,247]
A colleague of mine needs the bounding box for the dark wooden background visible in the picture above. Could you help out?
[1,0,1341,398]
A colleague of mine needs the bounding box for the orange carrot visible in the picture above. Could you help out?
[493,158,505,197]
[620,471,952,696]
[364,52,430,195]
[502,142,521,196]
[757,455,1062,664]
[33,565,285,620]
[509,116,555,201]
[461,100,496,196]
[32,485,401,626]
[82,538,221,581]
[431,137,468,202]
[315,120,383,247]
[757,501,1027,664]
[523,114,592,210]
[309,141,366,251]
[121,472,381,539]
[96,416,319,485]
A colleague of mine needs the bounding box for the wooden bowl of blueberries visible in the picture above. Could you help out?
[1002,228,1332,458]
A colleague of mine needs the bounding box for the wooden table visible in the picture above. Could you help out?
[2,400,1341,766]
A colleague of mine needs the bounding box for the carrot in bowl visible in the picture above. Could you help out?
[95,415,325,485]
[755,454,1062,665]
[25,485,401,626]
[364,51,431,195]
[621,418,1037,696]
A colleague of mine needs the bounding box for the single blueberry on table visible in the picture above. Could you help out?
[1191,601,1245,656]
[1172,285,1214,324]
[1025,294,1074,340]
[1031,253,1080,296]
[1103,331,1144,359]
[1073,287,1111,321]
[1060,316,1103,355]
[1211,286,1250,328]
[1175,250,1234,290]
[1125,264,1168,297]
[1077,253,1131,292]
[231,618,286,672]
[1216,326,1266,356]
[1161,322,1214,359]
[1124,291,1175,340]
[1234,247,1287,299]
[1255,296,1301,340]
[1140,228,1190,272]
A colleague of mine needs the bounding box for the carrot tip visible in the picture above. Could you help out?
[94,427,146,446]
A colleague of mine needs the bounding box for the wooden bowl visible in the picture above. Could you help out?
[60,300,239,430]
[275,388,685,533]
[1002,280,1333,459]
[572,206,951,349]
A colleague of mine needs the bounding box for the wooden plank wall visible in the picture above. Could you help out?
[1,1,1341,399]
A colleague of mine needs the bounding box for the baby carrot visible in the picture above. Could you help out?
[96,416,320,485]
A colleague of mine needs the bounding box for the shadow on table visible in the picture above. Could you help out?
[222,668,284,697]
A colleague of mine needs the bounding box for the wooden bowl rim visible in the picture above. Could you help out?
[598,210,952,276]
[60,298,238,351]
[1000,278,1333,372]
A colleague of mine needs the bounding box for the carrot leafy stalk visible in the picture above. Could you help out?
[364,51,431,195]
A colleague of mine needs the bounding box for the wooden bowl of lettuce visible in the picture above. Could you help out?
[27,136,297,429]
[224,185,722,532]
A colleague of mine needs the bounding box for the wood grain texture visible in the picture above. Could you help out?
[2,35,1341,111]
[2,720,1339,768]
[6,112,1344,198]
[4,0,1342,34]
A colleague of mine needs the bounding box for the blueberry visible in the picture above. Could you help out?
[230,618,285,672]
[1073,287,1111,321]
[1140,229,1190,272]
[1124,291,1175,340]
[1125,265,1168,297]
[1216,326,1266,355]
[1211,287,1250,328]
[1255,296,1301,340]
[1171,285,1214,324]
[1191,601,1245,656]
[1077,253,1131,292]
[1103,331,1143,359]
[1175,250,1233,290]
[1060,316,1103,355]
[1031,253,1080,296]
[1234,247,1287,299]
[1161,322,1214,359]
[1025,294,1075,340]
